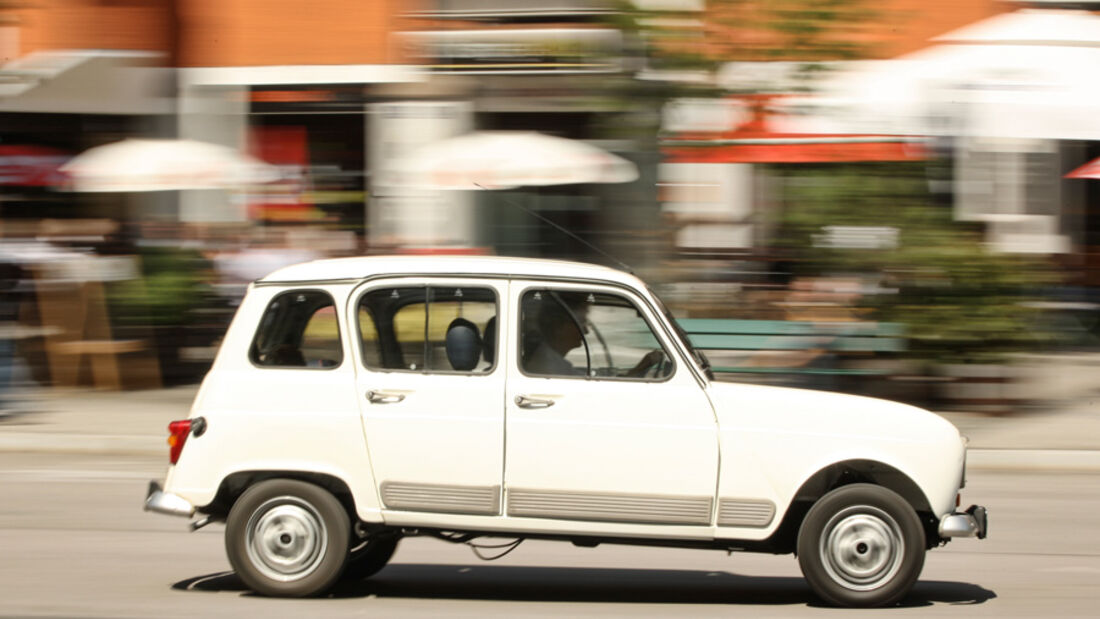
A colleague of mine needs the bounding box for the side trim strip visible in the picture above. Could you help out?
[380,482,500,515]
[716,498,776,528]
[507,488,713,525]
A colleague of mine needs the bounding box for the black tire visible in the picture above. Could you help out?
[796,483,925,608]
[225,479,350,597]
[342,535,399,581]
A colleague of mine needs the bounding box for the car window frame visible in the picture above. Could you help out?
[353,279,502,377]
[515,282,677,383]
[248,288,344,371]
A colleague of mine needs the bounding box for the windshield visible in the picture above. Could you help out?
[647,286,713,380]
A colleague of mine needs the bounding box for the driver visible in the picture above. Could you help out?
[525,292,588,376]
[525,292,664,378]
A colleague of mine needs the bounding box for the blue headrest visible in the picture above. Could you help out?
[445,317,482,372]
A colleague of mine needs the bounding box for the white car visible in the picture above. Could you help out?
[145,255,986,607]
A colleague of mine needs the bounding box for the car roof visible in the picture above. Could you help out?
[257,255,642,288]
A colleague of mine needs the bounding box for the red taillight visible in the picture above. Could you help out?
[167,419,191,464]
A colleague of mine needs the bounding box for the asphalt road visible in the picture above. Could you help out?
[2,452,1099,618]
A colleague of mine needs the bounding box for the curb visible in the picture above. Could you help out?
[0,432,164,456]
[966,449,1100,472]
[2,432,1100,472]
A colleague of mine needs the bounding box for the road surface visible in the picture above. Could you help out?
[2,452,1098,617]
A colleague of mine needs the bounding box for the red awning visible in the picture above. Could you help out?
[661,93,927,164]
[662,136,927,164]
[0,145,70,186]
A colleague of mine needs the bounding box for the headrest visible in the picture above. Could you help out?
[445,317,482,372]
[483,316,497,364]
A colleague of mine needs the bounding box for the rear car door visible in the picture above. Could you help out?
[350,277,507,517]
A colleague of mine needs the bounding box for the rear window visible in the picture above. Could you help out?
[250,290,343,369]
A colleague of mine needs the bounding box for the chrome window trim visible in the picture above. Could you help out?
[351,278,502,376]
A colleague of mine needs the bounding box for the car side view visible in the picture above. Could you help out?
[144,255,986,607]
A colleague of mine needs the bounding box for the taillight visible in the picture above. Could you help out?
[167,419,191,464]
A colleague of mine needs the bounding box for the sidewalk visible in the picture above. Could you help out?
[2,381,1100,471]
[0,385,198,455]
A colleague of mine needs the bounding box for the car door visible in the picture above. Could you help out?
[351,277,506,517]
[503,280,720,527]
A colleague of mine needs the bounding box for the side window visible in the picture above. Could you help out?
[520,289,672,380]
[358,285,497,373]
[250,290,343,368]
[358,306,382,369]
[425,287,497,372]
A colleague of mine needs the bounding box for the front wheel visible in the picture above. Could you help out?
[797,484,925,607]
[225,479,350,597]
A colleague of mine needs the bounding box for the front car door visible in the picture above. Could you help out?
[503,280,719,530]
[351,277,506,518]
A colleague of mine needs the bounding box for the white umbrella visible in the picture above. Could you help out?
[781,10,1100,141]
[380,131,639,190]
[60,138,282,192]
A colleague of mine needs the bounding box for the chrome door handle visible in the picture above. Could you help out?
[367,390,406,404]
[515,395,555,409]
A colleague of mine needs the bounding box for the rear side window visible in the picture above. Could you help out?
[358,286,497,373]
[250,290,343,369]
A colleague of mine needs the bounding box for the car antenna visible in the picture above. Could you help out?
[476,183,635,274]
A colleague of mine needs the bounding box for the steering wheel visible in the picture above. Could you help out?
[645,350,669,378]
[586,321,614,369]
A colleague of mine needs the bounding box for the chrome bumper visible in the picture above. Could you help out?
[939,504,988,539]
[144,480,195,518]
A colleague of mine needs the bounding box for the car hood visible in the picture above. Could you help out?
[706,380,961,446]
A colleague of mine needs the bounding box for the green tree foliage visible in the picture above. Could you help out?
[754,0,875,61]
[772,162,1059,363]
[107,247,214,328]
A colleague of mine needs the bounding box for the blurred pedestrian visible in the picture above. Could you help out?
[0,259,26,414]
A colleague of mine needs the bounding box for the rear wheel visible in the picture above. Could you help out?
[225,479,350,597]
[797,483,925,607]
[343,534,399,580]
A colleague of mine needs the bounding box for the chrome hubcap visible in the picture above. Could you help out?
[820,505,904,591]
[245,496,327,582]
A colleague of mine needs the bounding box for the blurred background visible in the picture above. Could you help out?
[1,0,1098,413]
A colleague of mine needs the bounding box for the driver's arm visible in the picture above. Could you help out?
[623,349,664,377]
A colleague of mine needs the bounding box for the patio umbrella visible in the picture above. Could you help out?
[1066,157,1100,180]
[784,9,1100,141]
[379,131,638,190]
[60,138,281,192]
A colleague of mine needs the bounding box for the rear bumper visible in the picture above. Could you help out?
[143,480,195,518]
[939,504,988,539]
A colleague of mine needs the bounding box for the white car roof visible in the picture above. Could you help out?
[257,254,642,288]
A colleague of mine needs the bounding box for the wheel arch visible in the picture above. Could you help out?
[203,470,359,523]
[768,459,939,553]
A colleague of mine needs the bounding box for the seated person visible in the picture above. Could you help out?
[525,293,588,376]
[266,344,306,367]
[525,292,663,378]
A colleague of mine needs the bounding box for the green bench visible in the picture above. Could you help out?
[676,318,905,377]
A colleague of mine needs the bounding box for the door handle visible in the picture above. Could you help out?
[515,395,556,409]
[366,390,406,404]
